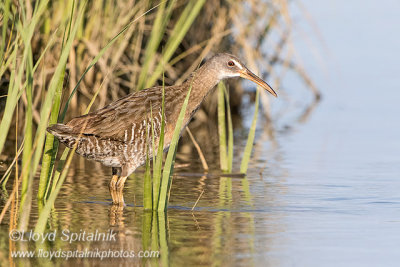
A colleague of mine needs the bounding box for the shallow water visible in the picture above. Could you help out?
[2,0,400,266]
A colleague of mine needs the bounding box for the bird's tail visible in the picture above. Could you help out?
[47,124,78,148]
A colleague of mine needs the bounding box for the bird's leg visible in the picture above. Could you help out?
[113,165,133,205]
[115,176,127,206]
[109,167,121,205]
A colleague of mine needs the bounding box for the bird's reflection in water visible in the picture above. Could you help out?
[109,204,125,227]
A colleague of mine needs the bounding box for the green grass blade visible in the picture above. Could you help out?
[158,82,192,211]
[46,148,69,199]
[44,54,107,200]
[0,139,24,187]
[34,137,77,234]
[9,31,31,215]
[137,0,177,91]
[20,45,34,210]
[0,40,17,154]
[137,0,167,90]
[143,115,152,210]
[37,70,64,200]
[0,0,11,64]
[59,2,162,121]
[27,0,85,188]
[143,150,153,210]
[0,40,16,79]
[35,2,166,230]
[152,78,165,209]
[17,0,52,230]
[38,2,75,200]
[240,88,260,174]
[19,0,86,231]
[151,104,156,169]
[0,44,21,155]
[145,0,206,88]
[226,89,234,173]
[217,82,227,171]
[0,0,50,156]
[31,29,58,74]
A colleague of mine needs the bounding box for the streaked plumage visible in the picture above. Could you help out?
[47,53,277,205]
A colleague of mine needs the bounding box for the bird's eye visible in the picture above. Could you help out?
[227,61,235,67]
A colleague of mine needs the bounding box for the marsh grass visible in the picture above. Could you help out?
[143,77,193,211]
[211,86,260,263]
[217,81,260,175]
[217,82,234,172]
[0,0,204,229]
[37,0,75,201]
[0,0,317,231]
[157,81,192,211]
[35,3,167,232]
[240,88,260,174]
[151,80,166,210]
[215,82,260,210]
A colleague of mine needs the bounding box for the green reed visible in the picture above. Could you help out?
[0,0,208,229]
[35,2,164,232]
[32,0,87,233]
[218,82,228,171]
[37,1,75,201]
[34,0,198,229]
[18,0,84,231]
[240,88,260,204]
[0,0,284,232]
[240,88,260,174]
[137,0,177,90]
[143,0,206,89]
[217,82,234,172]
[215,82,260,212]
[152,81,166,210]
[158,82,192,211]
[217,82,261,175]
[142,74,192,211]
[37,2,157,202]
[143,129,153,210]
[212,86,260,262]
[142,75,166,211]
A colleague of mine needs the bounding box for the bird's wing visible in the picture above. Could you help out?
[66,86,163,143]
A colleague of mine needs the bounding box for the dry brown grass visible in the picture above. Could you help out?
[1,0,317,128]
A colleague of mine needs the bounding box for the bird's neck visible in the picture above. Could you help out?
[163,64,221,145]
[183,63,221,115]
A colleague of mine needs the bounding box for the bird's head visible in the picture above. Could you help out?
[209,53,277,97]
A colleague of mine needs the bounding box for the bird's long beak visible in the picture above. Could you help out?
[240,69,277,97]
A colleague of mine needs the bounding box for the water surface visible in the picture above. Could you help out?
[1,0,400,266]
